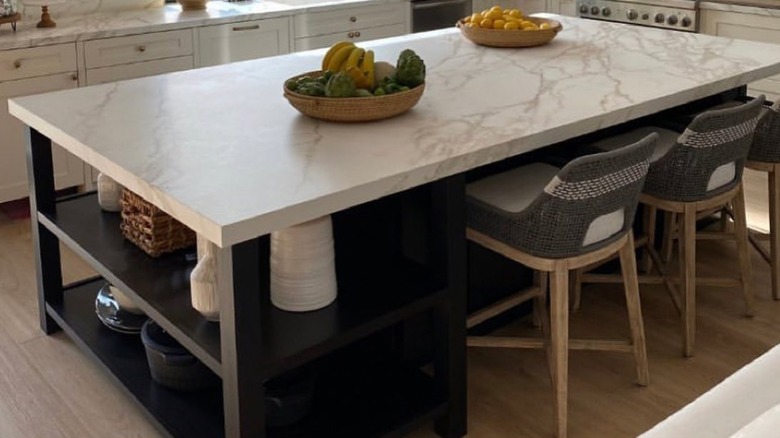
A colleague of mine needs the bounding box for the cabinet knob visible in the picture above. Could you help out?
[348,31,355,38]
[13,59,21,69]
[349,16,357,22]
[137,45,146,53]
[354,31,361,37]
[71,73,78,81]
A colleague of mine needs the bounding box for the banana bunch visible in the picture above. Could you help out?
[321,41,375,90]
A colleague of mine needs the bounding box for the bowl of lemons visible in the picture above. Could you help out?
[457,6,562,48]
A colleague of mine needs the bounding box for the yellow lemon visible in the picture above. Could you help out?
[471,12,483,22]
[493,19,506,29]
[482,9,490,16]
[509,8,522,18]
[522,23,539,30]
[539,22,551,30]
[485,9,503,20]
[465,22,477,28]
[489,5,503,13]
[504,21,520,30]
[479,18,494,28]
[463,16,471,23]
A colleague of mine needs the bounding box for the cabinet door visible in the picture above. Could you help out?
[474,0,547,13]
[0,73,83,202]
[294,23,406,51]
[84,30,194,69]
[198,17,290,67]
[701,10,780,101]
[557,0,577,16]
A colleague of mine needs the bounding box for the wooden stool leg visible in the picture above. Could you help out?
[680,204,697,358]
[661,212,676,263]
[549,263,569,438]
[533,271,549,329]
[770,167,780,300]
[571,268,583,312]
[642,205,658,273]
[732,184,754,316]
[619,232,649,386]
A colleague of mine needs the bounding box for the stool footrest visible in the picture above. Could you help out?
[467,336,634,353]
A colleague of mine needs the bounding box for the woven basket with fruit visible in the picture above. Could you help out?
[284,42,426,122]
[457,6,562,48]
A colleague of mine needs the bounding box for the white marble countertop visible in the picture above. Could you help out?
[0,0,405,51]
[700,0,780,16]
[10,15,780,247]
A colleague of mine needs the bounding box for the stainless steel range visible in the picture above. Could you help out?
[577,0,699,32]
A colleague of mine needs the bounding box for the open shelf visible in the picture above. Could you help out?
[50,279,446,438]
[49,279,225,438]
[43,193,447,379]
[39,193,222,375]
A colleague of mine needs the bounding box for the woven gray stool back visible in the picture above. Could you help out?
[643,96,766,202]
[748,100,780,163]
[467,133,657,259]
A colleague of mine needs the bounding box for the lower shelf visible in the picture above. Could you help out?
[50,279,447,438]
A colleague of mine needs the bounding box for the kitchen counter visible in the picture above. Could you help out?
[0,0,406,50]
[10,15,780,247]
[700,0,780,16]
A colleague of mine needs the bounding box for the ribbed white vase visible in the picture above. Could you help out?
[270,215,337,312]
[191,235,219,321]
[96,173,123,212]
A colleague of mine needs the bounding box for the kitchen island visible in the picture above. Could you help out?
[9,15,780,438]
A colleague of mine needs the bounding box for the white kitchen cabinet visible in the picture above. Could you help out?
[294,3,407,50]
[84,29,194,69]
[198,17,291,67]
[547,0,577,16]
[0,71,82,202]
[701,8,780,101]
[85,56,193,85]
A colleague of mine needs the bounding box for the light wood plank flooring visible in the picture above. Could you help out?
[0,176,777,438]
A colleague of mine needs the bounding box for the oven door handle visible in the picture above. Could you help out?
[412,0,470,10]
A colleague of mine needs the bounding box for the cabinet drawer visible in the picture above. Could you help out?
[294,23,406,51]
[0,44,77,82]
[198,17,290,67]
[294,3,406,38]
[85,56,194,85]
[84,29,194,69]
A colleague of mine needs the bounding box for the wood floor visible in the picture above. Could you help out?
[0,175,778,438]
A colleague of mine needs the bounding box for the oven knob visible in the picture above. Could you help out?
[591,6,600,14]
[626,9,638,20]
[601,6,611,16]
[667,15,678,25]
[641,12,649,20]
[654,13,665,23]
[681,16,692,27]
[579,4,589,13]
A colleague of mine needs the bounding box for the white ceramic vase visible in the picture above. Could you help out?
[97,172,123,212]
[191,235,219,321]
[270,215,337,312]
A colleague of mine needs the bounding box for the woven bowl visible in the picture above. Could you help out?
[457,17,562,48]
[283,71,425,122]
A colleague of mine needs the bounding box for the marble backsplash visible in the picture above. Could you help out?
[17,0,165,19]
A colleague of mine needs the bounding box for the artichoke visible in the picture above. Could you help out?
[324,72,357,98]
[395,49,425,88]
[297,82,326,97]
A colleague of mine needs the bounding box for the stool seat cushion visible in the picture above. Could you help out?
[591,126,736,192]
[466,163,560,214]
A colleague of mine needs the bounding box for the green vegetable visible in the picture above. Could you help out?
[317,70,334,85]
[395,49,425,88]
[399,86,410,92]
[285,79,299,92]
[355,89,374,97]
[373,87,386,96]
[385,83,404,94]
[324,72,357,98]
[297,82,326,96]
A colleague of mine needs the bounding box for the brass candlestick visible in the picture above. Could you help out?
[36,5,56,28]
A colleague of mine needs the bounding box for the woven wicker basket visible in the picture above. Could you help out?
[283,71,425,122]
[120,189,196,257]
[457,17,562,48]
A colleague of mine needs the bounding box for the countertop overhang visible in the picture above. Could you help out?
[10,15,780,247]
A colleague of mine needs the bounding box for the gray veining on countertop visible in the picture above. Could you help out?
[10,16,780,246]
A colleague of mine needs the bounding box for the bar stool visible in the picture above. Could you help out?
[581,97,766,358]
[465,134,656,438]
[744,101,780,299]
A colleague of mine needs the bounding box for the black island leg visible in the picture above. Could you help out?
[217,237,268,437]
[431,174,468,438]
[25,127,63,334]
